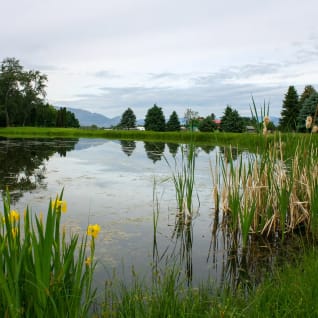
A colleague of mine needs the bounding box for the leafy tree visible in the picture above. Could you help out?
[166,111,181,131]
[0,58,47,126]
[279,86,299,131]
[144,104,166,131]
[119,107,136,129]
[220,106,244,132]
[0,58,79,128]
[297,92,318,132]
[198,116,217,132]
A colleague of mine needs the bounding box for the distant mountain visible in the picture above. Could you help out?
[66,107,120,127]
[270,116,280,126]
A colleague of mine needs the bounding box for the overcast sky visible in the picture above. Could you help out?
[1,0,318,119]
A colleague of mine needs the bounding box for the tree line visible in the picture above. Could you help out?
[0,58,79,127]
[118,85,317,133]
[118,104,272,133]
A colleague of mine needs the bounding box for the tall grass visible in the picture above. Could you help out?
[0,190,98,317]
[165,144,199,224]
[212,134,318,247]
[100,246,318,317]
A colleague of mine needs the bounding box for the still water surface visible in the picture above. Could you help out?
[0,138,289,291]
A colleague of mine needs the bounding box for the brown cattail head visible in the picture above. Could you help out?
[263,116,270,127]
[312,125,318,133]
[306,116,313,129]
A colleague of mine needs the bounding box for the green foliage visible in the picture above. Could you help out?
[166,111,181,131]
[144,104,166,131]
[0,57,79,128]
[220,105,244,132]
[119,107,136,129]
[0,191,97,317]
[279,86,299,131]
[297,92,318,132]
[198,116,217,132]
[249,96,270,133]
[299,85,316,109]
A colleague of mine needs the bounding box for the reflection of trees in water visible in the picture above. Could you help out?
[167,143,179,157]
[0,138,78,203]
[120,140,136,157]
[219,146,242,161]
[200,144,216,154]
[144,142,165,163]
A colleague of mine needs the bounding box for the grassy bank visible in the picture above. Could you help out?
[99,247,318,317]
[0,126,317,152]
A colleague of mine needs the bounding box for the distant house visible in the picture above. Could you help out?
[213,119,221,130]
[246,125,256,133]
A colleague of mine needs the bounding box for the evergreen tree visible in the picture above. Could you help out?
[166,111,180,131]
[279,86,299,131]
[299,85,316,111]
[198,116,217,132]
[119,107,136,129]
[220,106,244,132]
[297,92,318,132]
[144,104,166,131]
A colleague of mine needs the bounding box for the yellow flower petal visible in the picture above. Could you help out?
[85,257,92,266]
[87,224,101,238]
[9,210,20,223]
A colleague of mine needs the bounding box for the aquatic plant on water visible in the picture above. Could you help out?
[166,144,199,225]
[213,135,318,247]
[0,190,100,317]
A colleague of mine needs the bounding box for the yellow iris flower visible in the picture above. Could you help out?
[9,210,20,223]
[85,257,92,266]
[52,200,67,213]
[11,227,18,238]
[87,224,101,238]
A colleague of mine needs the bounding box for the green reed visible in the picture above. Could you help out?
[166,144,198,220]
[213,134,318,247]
[0,190,98,317]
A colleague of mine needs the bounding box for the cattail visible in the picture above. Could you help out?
[263,116,270,127]
[312,125,318,133]
[263,126,267,135]
[306,116,313,129]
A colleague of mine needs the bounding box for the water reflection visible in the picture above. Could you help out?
[120,140,136,157]
[144,142,165,163]
[219,146,242,161]
[167,142,179,157]
[0,138,78,202]
[200,144,216,154]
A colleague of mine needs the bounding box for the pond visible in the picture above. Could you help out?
[0,137,300,292]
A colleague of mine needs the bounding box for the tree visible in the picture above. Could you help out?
[298,85,316,118]
[144,104,166,131]
[184,108,199,131]
[220,106,244,132]
[166,111,180,131]
[0,58,47,127]
[279,86,299,131]
[119,107,136,129]
[296,92,318,132]
[198,116,217,132]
